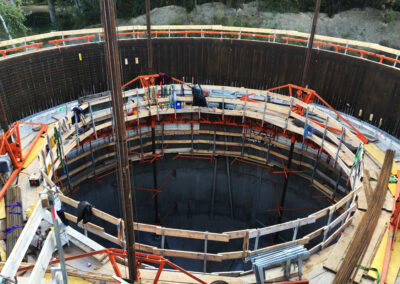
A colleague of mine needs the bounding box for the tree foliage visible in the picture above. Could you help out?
[22,0,400,31]
[136,0,400,14]
[0,0,27,37]
[53,0,100,29]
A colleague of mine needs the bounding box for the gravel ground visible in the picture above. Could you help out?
[125,2,400,49]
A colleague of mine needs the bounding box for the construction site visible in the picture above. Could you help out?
[0,0,399,283]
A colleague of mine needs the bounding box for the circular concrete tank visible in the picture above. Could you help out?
[68,153,334,272]
[1,28,386,280]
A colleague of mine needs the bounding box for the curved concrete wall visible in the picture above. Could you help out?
[1,38,399,136]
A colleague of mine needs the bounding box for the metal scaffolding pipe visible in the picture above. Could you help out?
[151,119,160,224]
[100,0,137,281]
[210,158,217,218]
[145,0,153,74]
[301,0,321,87]
[0,96,9,133]
[275,135,296,241]
[226,156,234,219]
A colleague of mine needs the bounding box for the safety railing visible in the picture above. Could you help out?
[0,42,43,57]
[0,122,47,203]
[17,248,207,284]
[282,36,400,66]
[266,84,368,143]
[29,83,364,271]
[48,35,96,47]
[0,25,399,68]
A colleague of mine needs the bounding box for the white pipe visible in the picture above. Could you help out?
[0,13,14,43]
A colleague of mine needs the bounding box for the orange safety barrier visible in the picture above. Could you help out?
[0,43,43,57]
[99,31,146,38]
[0,122,47,202]
[266,84,368,143]
[17,248,207,284]
[99,30,277,40]
[2,30,399,69]
[281,36,326,49]
[121,73,185,90]
[328,43,374,57]
[240,93,259,102]
[48,35,96,47]
[80,32,400,67]
[151,30,277,40]
[0,29,399,69]
[282,37,400,65]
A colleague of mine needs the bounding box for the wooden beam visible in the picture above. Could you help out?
[1,202,45,278]
[29,231,56,283]
[249,216,316,238]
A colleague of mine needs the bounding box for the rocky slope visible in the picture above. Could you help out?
[124,2,400,49]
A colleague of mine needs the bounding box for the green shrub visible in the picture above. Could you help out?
[0,0,28,37]
[382,8,396,23]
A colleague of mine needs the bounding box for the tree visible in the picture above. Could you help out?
[48,0,57,23]
[0,0,27,38]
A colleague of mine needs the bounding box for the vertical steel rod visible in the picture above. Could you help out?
[100,0,137,280]
[58,124,72,190]
[301,0,321,87]
[48,192,68,284]
[203,232,208,273]
[275,135,295,241]
[145,0,152,74]
[0,96,9,133]
[74,112,80,146]
[89,103,97,138]
[226,156,234,219]
[151,119,160,224]
[210,158,217,218]
[311,116,328,182]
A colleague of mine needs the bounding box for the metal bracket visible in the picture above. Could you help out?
[254,230,260,250]
[156,87,160,121]
[262,95,268,126]
[334,127,344,164]
[161,227,165,256]
[203,231,208,273]
[89,103,97,139]
[284,98,294,131]
[311,116,328,182]
[292,225,299,241]
[242,90,248,123]
[74,111,80,146]
[213,127,216,155]
[241,127,246,157]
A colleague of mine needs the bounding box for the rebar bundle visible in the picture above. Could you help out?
[334,149,394,283]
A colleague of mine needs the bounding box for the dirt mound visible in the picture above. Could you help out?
[127,2,400,49]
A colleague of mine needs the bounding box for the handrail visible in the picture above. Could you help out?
[266,84,368,143]
[0,25,399,68]
[0,42,43,57]
[48,35,96,47]
[17,248,208,284]
[50,84,358,173]
[0,122,47,203]
[281,36,400,65]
